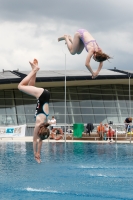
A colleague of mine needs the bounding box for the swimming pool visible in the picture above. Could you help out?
[0,142,133,200]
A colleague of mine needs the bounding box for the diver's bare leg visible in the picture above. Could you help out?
[58,34,81,55]
[18,63,43,98]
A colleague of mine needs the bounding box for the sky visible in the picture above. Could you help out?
[0,0,133,72]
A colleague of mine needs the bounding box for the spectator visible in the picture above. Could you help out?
[50,116,56,125]
[107,126,115,142]
[50,128,63,140]
[97,122,105,140]
[124,117,132,132]
[104,123,109,140]
[49,116,56,130]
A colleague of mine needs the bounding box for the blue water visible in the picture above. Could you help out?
[0,142,133,200]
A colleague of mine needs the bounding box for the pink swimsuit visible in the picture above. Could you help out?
[77,29,100,52]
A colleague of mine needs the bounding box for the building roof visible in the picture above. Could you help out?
[0,68,132,85]
[0,71,21,84]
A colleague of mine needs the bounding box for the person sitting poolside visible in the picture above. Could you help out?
[103,123,109,140]
[50,128,64,140]
[49,116,56,130]
[50,116,56,125]
[124,117,132,132]
[107,126,115,142]
[97,122,105,140]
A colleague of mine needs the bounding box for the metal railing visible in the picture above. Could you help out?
[25,123,133,143]
[0,123,132,143]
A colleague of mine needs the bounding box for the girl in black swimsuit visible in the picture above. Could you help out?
[18,59,50,163]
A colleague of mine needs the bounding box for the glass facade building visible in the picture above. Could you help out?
[0,84,133,126]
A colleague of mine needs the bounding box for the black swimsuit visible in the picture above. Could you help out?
[35,89,50,118]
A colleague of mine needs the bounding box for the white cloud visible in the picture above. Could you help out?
[0,0,133,72]
[0,21,85,71]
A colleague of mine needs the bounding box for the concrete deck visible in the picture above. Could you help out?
[0,136,133,143]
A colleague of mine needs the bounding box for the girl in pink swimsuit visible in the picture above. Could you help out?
[58,29,111,79]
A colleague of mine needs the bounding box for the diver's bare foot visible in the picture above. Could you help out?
[29,62,40,72]
[33,65,40,72]
[33,58,38,65]
[58,35,68,42]
[58,36,65,42]
[29,58,38,69]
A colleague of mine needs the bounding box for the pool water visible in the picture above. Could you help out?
[0,142,133,200]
